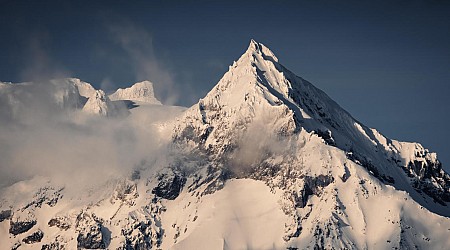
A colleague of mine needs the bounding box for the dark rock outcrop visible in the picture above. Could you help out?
[75,212,107,249]
[0,209,12,222]
[314,129,335,146]
[152,171,186,200]
[9,219,36,236]
[406,159,450,205]
[120,204,164,250]
[11,242,21,250]
[41,241,63,250]
[48,216,71,230]
[22,186,64,211]
[121,221,153,250]
[298,175,334,208]
[77,227,106,249]
[23,230,44,244]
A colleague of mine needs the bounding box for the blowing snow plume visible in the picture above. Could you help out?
[18,31,71,83]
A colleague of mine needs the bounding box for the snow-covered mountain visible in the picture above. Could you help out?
[0,40,449,249]
[0,78,163,118]
[109,81,161,105]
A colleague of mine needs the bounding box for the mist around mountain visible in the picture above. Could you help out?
[0,40,449,249]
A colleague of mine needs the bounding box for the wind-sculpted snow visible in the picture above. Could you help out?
[0,40,449,249]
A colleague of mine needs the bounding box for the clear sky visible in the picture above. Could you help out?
[1,0,449,169]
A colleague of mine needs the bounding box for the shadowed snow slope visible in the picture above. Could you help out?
[0,40,449,249]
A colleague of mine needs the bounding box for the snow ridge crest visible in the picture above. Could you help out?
[109,81,161,105]
[246,39,279,62]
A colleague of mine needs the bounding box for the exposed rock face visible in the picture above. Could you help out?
[75,212,107,249]
[299,175,334,208]
[22,229,44,244]
[120,206,164,249]
[9,219,37,235]
[77,230,105,249]
[0,209,12,222]
[313,129,335,146]
[41,241,63,250]
[11,242,21,250]
[122,220,153,250]
[22,186,64,210]
[408,159,450,205]
[152,170,186,200]
[48,216,71,230]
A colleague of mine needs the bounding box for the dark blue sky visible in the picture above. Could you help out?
[1,0,449,169]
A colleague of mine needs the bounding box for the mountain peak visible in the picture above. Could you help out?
[203,39,290,108]
[109,80,161,104]
[176,40,450,218]
[248,39,260,51]
[245,39,279,62]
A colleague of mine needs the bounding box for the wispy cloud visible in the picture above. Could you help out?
[0,81,181,189]
[107,21,179,105]
[19,31,71,82]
